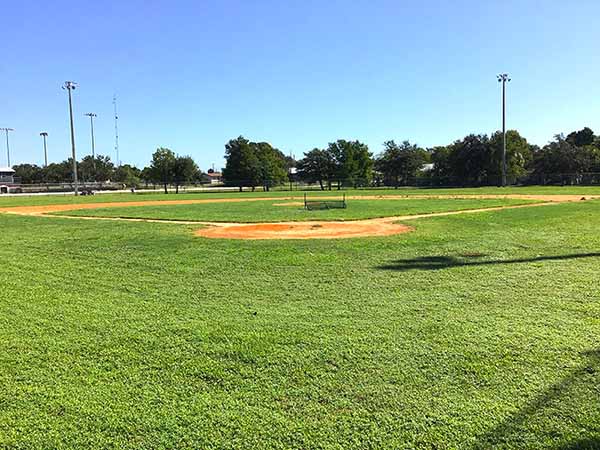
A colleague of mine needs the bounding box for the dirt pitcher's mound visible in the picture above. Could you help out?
[194,220,414,240]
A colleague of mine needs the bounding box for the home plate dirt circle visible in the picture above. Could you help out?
[194,220,414,240]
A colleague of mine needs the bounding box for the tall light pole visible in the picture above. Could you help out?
[63,81,79,195]
[0,127,14,167]
[84,113,97,173]
[113,95,120,166]
[40,132,48,167]
[497,73,511,187]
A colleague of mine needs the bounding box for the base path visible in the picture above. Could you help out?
[1,194,595,240]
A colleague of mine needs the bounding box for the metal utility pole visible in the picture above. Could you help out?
[497,73,511,187]
[84,113,97,171]
[63,81,79,195]
[113,95,120,166]
[0,127,14,167]
[40,132,49,167]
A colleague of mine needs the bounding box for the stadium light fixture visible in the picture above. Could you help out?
[497,73,511,187]
[63,81,79,195]
[0,127,14,167]
[84,113,98,171]
[40,132,49,167]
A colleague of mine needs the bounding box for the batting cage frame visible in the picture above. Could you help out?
[304,193,347,210]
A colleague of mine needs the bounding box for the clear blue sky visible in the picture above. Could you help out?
[2,0,599,170]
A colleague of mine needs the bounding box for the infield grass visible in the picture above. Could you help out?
[0,184,599,208]
[51,197,541,223]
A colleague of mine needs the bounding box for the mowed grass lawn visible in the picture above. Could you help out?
[52,197,540,223]
[0,184,599,209]
[0,195,599,448]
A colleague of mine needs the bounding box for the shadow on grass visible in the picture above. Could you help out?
[475,350,600,449]
[376,253,600,272]
[558,440,600,450]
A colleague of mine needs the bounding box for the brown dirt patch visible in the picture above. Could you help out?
[194,220,414,240]
[272,202,305,207]
[0,197,297,216]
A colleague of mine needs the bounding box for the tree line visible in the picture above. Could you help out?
[291,127,600,189]
[221,127,600,189]
[12,156,144,187]
[221,136,293,191]
[428,127,600,186]
[12,126,600,190]
[12,149,209,193]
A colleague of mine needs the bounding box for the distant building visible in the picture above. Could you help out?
[0,167,19,194]
[0,167,15,182]
[207,171,223,185]
[421,163,435,172]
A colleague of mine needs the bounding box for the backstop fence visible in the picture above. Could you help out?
[304,193,347,210]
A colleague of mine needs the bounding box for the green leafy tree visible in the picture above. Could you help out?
[375,140,428,188]
[222,136,261,191]
[531,135,600,178]
[429,146,452,179]
[78,155,115,182]
[140,166,156,188]
[172,156,199,193]
[221,138,287,191]
[296,148,336,190]
[327,139,373,188]
[446,134,494,185]
[149,148,176,193]
[113,164,141,187]
[43,161,73,183]
[428,132,531,186]
[566,127,595,147]
[489,130,533,182]
[12,164,44,184]
[254,142,288,191]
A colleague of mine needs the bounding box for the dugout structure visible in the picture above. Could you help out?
[304,193,347,210]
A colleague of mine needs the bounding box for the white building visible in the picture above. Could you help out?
[207,171,223,185]
[0,167,18,194]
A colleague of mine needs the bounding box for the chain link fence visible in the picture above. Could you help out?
[4,172,600,195]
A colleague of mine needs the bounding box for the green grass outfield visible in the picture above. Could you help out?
[53,197,540,223]
[1,189,599,449]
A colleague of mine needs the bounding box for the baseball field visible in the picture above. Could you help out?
[1,187,599,449]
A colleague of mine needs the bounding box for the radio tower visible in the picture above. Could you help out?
[113,95,120,166]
